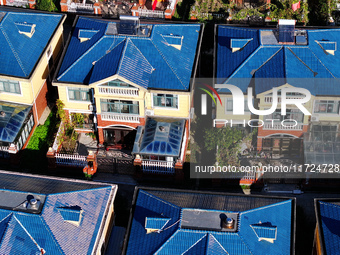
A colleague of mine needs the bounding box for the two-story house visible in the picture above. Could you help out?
[0,11,65,160]
[54,16,202,174]
[215,21,340,162]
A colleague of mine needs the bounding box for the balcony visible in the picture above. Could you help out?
[68,2,94,13]
[98,86,139,97]
[5,0,28,7]
[263,121,303,130]
[142,160,175,174]
[101,113,140,123]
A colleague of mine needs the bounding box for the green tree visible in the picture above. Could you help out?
[36,0,57,12]
[205,127,255,166]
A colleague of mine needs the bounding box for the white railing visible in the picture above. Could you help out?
[68,2,94,12]
[138,9,165,19]
[264,96,305,103]
[0,146,9,152]
[6,0,28,6]
[142,160,175,174]
[263,122,303,130]
[101,113,140,123]
[98,87,139,97]
[55,153,87,167]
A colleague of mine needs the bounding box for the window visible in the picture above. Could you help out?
[104,80,133,88]
[68,87,91,102]
[225,98,250,112]
[314,100,340,114]
[100,99,139,114]
[153,94,178,108]
[0,79,21,94]
[265,109,304,123]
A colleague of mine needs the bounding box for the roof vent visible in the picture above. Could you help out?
[230,38,253,52]
[278,19,295,44]
[78,29,99,43]
[15,22,36,38]
[316,40,337,55]
[222,217,234,229]
[26,196,41,210]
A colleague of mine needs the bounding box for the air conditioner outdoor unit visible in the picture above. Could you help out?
[145,109,154,116]
[311,115,319,122]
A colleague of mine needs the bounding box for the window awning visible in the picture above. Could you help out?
[132,117,185,157]
[0,102,32,143]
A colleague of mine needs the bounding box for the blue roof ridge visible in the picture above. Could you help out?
[226,46,264,82]
[117,38,154,79]
[286,47,319,77]
[45,186,112,197]
[91,38,126,76]
[207,234,229,254]
[0,26,27,76]
[149,38,187,90]
[39,215,65,254]
[153,229,182,254]
[128,38,154,71]
[319,201,340,210]
[57,36,105,80]
[240,200,292,215]
[303,46,337,78]
[252,47,283,76]
[183,233,207,254]
[0,213,12,243]
[236,232,255,255]
[139,190,180,210]
[12,215,46,253]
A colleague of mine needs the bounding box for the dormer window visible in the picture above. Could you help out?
[230,38,253,52]
[161,34,183,50]
[15,22,36,38]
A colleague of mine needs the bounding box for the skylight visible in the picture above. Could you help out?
[78,29,99,43]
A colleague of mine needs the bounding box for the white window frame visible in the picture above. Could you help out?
[152,93,179,110]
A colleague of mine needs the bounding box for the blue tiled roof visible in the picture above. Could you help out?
[318,201,340,255]
[0,12,63,78]
[126,190,293,255]
[0,187,112,254]
[0,102,31,143]
[57,17,201,91]
[217,26,340,95]
[133,117,185,157]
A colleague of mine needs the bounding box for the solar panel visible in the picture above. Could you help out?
[106,22,117,35]
[118,15,139,35]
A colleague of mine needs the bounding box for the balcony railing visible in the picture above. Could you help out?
[264,96,305,104]
[98,87,139,97]
[101,113,140,123]
[68,2,94,12]
[55,153,87,168]
[138,9,165,19]
[142,160,175,174]
[263,122,303,130]
[5,0,28,7]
